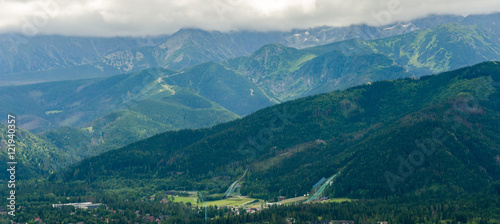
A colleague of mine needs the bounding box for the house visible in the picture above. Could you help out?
[310,221,354,224]
[333,221,354,224]
[143,215,155,222]
[266,202,283,207]
[286,217,296,224]
[52,202,102,210]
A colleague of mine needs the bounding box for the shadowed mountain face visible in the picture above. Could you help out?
[58,62,500,199]
[225,43,410,101]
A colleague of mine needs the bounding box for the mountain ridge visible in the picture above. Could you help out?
[3,12,499,86]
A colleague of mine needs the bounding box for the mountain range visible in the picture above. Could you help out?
[2,13,500,86]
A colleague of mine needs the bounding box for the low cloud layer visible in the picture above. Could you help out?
[1,0,499,37]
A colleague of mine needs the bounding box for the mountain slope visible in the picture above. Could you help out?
[0,34,163,76]
[164,62,277,115]
[59,62,500,199]
[366,23,500,75]
[223,43,411,102]
[0,68,239,166]
[0,68,237,132]
[218,24,500,103]
[0,123,78,179]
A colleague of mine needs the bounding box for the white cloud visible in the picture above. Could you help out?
[0,0,499,37]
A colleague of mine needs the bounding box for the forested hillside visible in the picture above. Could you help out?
[59,62,500,200]
[0,123,77,179]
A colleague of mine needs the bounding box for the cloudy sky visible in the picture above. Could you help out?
[0,0,499,37]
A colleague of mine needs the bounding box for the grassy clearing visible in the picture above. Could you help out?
[204,197,256,207]
[289,54,316,72]
[173,196,197,204]
[241,200,264,209]
[280,196,307,205]
[323,198,354,203]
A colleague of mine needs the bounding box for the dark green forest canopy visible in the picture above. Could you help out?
[57,62,500,200]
